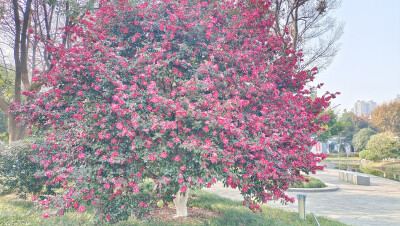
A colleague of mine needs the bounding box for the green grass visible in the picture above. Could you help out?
[0,191,347,226]
[188,190,344,226]
[290,176,327,188]
[324,156,360,161]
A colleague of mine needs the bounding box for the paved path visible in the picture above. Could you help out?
[203,168,400,226]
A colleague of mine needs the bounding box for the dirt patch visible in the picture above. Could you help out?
[150,206,222,224]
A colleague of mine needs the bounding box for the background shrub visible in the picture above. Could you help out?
[365,132,399,161]
[291,176,326,188]
[0,138,50,198]
[359,150,370,159]
[359,149,380,161]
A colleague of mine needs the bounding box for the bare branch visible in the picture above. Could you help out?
[0,64,15,72]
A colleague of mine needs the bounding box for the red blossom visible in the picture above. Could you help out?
[180,186,187,193]
[78,205,85,213]
[43,212,50,218]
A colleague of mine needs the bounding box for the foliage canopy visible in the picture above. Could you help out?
[16,0,334,223]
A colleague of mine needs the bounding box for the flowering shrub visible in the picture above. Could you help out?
[17,0,335,223]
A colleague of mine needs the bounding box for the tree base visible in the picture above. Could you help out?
[173,189,189,217]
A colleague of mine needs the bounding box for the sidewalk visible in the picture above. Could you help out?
[203,168,400,226]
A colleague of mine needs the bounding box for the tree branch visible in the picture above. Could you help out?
[0,65,15,72]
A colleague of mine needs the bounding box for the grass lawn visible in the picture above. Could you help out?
[0,190,347,226]
[364,162,400,174]
[324,156,360,161]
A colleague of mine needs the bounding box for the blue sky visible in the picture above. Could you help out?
[314,0,400,112]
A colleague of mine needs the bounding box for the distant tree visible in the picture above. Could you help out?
[348,112,371,132]
[317,109,355,152]
[0,65,14,142]
[335,111,355,151]
[352,128,376,152]
[317,109,338,142]
[370,101,400,134]
[365,132,399,161]
[0,111,7,142]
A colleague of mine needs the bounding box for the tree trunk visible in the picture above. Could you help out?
[173,189,189,217]
[8,113,27,142]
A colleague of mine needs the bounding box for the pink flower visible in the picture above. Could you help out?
[45,170,52,177]
[73,113,83,120]
[180,165,186,171]
[43,212,50,218]
[104,183,110,189]
[170,15,176,23]
[148,155,155,161]
[78,152,85,159]
[174,155,181,162]
[181,186,187,193]
[78,205,85,213]
[161,152,167,158]
[203,126,209,132]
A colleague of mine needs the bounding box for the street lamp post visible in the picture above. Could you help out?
[395,136,399,161]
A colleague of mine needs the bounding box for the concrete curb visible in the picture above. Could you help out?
[287,183,339,193]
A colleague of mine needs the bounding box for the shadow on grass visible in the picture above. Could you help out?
[1,191,347,226]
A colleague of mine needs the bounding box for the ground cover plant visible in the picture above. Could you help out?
[0,190,347,226]
[14,0,336,223]
[291,176,326,189]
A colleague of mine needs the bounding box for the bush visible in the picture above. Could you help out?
[358,149,380,161]
[291,176,326,188]
[359,150,369,159]
[0,138,50,197]
[365,132,399,161]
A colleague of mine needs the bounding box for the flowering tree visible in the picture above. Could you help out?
[18,0,335,223]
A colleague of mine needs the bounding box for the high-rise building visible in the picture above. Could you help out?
[395,94,400,102]
[351,100,377,116]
